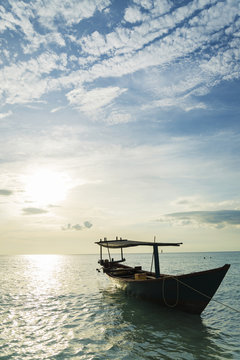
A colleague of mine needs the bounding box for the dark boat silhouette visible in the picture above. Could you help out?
[96,238,230,315]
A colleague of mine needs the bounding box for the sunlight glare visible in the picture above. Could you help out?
[23,255,63,295]
[24,169,72,205]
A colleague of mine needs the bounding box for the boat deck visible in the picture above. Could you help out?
[105,265,158,280]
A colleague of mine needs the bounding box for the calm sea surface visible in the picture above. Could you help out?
[0,252,239,359]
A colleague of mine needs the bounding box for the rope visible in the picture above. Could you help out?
[162,277,179,308]
[169,275,240,314]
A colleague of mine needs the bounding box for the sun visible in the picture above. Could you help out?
[24,168,71,205]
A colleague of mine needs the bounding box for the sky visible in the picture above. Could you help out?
[0,0,240,254]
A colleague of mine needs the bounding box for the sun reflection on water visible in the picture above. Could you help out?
[22,255,63,295]
[0,253,239,359]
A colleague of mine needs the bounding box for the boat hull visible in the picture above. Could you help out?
[107,264,230,314]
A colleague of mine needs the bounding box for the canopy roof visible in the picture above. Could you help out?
[95,239,183,249]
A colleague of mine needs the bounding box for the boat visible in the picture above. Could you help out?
[96,237,230,315]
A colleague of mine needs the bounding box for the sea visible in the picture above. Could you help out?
[0,251,239,360]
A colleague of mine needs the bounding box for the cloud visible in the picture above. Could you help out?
[0,0,239,118]
[0,0,110,43]
[133,0,154,11]
[22,207,48,215]
[35,0,111,29]
[66,86,127,115]
[124,6,146,23]
[22,31,66,54]
[0,189,13,196]
[159,210,240,229]
[84,221,93,229]
[74,0,240,113]
[50,106,65,113]
[0,52,68,105]
[144,94,207,113]
[105,111,132,124]
[0,111,12,119]
[62,221,93,231]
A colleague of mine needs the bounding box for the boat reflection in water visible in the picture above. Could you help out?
[96,237,230,315]
[99,287,226,360]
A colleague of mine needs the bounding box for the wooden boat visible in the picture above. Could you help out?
[96,238,230,315]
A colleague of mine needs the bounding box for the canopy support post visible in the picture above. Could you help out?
[121,247,124,261]
[153,244,160,278]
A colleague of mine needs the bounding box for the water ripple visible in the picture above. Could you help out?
[0,253,239,359]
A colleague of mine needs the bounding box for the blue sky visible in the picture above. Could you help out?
[0,0,240,254]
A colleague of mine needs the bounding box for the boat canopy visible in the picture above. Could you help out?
[95,239,182,249]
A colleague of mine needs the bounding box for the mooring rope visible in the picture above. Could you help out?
[169,275,240,314]
[162,277,179,308]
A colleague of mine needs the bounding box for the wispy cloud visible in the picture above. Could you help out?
[105,111,132,125]
[0,189,13,196]
[50,106,66,113]
[0,111,12,119]
[22,207,48,215]
[159,210,240,229]
[66,86,127,115]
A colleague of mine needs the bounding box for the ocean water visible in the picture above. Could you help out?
[0,252,239,360]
